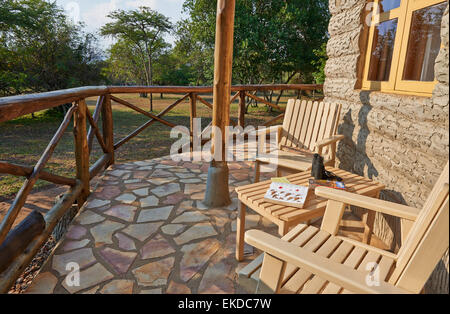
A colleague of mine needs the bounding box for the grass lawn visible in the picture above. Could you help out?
[0,91,310,198]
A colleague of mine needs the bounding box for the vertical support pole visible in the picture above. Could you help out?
[102,94,114,167]
[189,93,197,152]
[74,99,90,208]
[203,0,235,207]
[150,93,153,112]
[238,90,245,128]
[254,160,261,183]
[236,200,246,261]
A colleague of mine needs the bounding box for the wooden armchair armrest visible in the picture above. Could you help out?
[315,134,345,152]
[245,229,411,294]
[315,186,420,221]
[248,125,282,137]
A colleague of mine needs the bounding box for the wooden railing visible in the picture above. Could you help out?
[0,83,322,291]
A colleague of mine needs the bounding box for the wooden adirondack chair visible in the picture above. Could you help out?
[254,99,343,182]
[244,162,449,294]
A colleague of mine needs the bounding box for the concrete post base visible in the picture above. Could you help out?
[203,161,232,207]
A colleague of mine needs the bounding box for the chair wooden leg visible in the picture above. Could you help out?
[236,201,246,261]
[278,222,288,236]
[363,210,376,244]
[254,160,261,183]
[256,254,286,293]
[363,191,379,244]
[276,167,281,177]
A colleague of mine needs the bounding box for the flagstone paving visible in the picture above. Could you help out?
[25,150,388,294]
[26,154,279,294]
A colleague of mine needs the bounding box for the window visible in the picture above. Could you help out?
[362,0,447,95]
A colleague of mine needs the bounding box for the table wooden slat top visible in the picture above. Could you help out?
[236,167,385,223]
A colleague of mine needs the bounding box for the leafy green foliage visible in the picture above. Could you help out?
[101,7,172,86]
[175,0,330,85]
[0,0,105,96]
[311,42,328,84]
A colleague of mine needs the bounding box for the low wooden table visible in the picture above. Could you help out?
[235,167,385,261]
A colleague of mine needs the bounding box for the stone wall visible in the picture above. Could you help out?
[324,0,449,293]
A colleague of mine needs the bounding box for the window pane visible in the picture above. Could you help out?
[379,0,401,13]
[402,2,446,82]
[368,18,398,81]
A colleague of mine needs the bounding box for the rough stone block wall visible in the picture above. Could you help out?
[324,0,449,293]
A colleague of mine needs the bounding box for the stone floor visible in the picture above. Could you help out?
[25,152,387,294]
[25,153,277,294]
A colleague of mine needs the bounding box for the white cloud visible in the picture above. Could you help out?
[56,0,186,48]
[125,0,158,8]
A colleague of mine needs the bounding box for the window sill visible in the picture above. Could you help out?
[358,88,432,98]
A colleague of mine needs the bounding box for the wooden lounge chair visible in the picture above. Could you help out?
[254,99,343,182]
[244,162,449,294]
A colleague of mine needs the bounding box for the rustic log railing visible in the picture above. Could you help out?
[0,83,322,292]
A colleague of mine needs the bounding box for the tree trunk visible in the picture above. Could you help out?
[275,90,284,106]
[149,55,153,111]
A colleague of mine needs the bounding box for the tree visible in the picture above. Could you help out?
[0,0,105,98]
[311,42,328,84]
[103,38,149,85]
[153,51,194,86]
[101,7,172,110]
[176,0,330,87]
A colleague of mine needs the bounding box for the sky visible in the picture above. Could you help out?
[55,0,187,49]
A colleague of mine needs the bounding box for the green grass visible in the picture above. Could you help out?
[0,91,309,198]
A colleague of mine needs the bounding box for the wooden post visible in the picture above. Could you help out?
[0,105,76,245]
[203,0,235,207]
[87,95,104,153]
[102,94,114,167]
[74,99,90,208]
[0,210,45,273]
[0,181,82,293]
[189,93,197,152]
[238,90,245,128]
[150,93,153,112]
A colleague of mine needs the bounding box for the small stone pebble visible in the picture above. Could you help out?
[7,236,57,294]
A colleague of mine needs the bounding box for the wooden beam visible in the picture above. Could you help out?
[0,86,108,123]
[101,94,115,167]
[211,0,235,160]
[0,181,82,293]
[263,113,285,127]
[0,85,323,123]
[0,210,45,274]
[87,96,104,153]
[74,99,90,208]
[245,92,284,112]
[189,93,197,152]
[0,161,76,186]
[203,0,235,207]
[89,153,112,179]
[110,95,177,129]
[196,94,213,110]
[238,90,246,127]
[107,86,214,94]
[230,91,240,104]
[0,104,76,245]
[114,94,189,150]
[85,105,108,154]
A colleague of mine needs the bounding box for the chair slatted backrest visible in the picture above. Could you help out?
[279,100,342,155]
[389,162,449,293]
